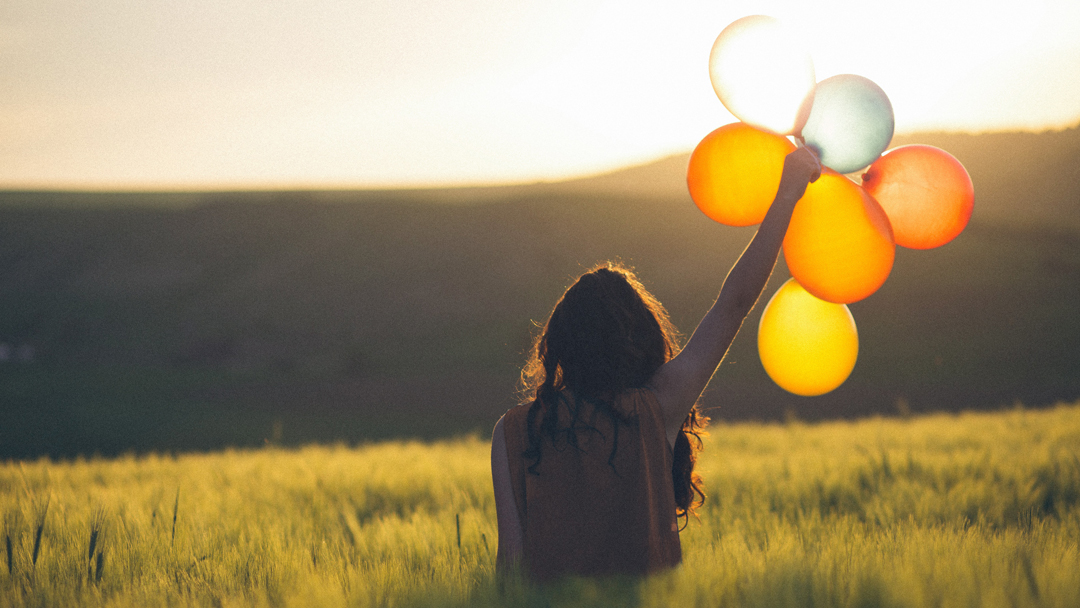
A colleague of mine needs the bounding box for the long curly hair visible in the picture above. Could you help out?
[520,262,708,524]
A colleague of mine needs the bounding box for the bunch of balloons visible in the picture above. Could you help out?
[688,15,975,397]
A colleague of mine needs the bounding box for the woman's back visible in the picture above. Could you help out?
[492,148,821,579]
[499,388,681,581]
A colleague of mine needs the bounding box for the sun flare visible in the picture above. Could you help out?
[0,0,1077,188]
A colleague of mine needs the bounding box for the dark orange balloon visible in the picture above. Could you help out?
[687,122,796,226]
[861,145,974,250]
[783,170,895,303]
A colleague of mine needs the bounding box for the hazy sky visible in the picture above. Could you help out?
[2,0,1079,189]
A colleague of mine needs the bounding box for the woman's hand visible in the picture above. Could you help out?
[776,145,822,203]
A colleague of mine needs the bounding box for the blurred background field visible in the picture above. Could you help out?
[0,127,1077,459]
[2,402,1078,607]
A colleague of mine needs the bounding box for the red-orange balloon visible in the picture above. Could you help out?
[783,170,895,303]
[861,144,974,250]
[687,122,796,226]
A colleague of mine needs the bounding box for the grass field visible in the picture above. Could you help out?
[2,402,1079,607]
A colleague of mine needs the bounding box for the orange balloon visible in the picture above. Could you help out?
[758,278,858,396]
[861,145,974,250]
[783,169,895,303]
[687,122,796,226]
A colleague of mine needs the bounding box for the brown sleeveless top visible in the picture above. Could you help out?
[501,388,681,581]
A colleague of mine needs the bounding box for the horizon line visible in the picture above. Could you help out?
[2,122,1076,195]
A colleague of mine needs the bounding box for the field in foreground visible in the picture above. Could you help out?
[2,403,1080,607]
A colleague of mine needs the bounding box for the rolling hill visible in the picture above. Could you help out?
[0,125,1077,458]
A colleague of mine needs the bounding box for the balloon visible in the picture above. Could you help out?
[758,278,858,396]
[709,15,816,136]
[861,145,974,250]
[687,122,796,226]
[801,74,894,174]
[783,169,895,303]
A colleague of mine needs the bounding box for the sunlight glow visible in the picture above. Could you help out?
[708,15,815,135]
[0,0,1077,188]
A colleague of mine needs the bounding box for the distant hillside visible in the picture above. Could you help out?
[549,124,1080,230]
[0,127,1078,458]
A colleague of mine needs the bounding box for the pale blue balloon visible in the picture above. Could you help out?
[801,74,894,174]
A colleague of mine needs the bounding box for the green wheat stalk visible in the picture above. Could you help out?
[3,509,21,577]
[88,508,105,583]
[171,487,180,545]
[31,497,49,571]
[455,513,461,554]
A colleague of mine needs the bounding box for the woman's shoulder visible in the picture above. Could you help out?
[503,400,533,417]
[501,389,659,428]
[499,400,537,438]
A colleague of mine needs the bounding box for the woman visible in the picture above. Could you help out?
[491,146,821,580]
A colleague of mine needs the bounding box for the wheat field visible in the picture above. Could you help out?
[2,403,1079,607]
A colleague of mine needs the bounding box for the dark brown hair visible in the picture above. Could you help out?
[520,262,707,523]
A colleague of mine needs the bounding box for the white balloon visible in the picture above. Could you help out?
[709,15,816,135]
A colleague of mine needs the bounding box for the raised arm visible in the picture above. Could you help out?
[652,146,821,446]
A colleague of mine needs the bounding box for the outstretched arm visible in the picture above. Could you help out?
[651,146,821,446]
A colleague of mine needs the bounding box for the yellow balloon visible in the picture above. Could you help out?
[758,278,859,396]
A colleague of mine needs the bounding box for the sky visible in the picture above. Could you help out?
[2,0,1079,190]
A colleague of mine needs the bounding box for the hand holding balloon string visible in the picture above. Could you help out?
[778,145,821,203]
